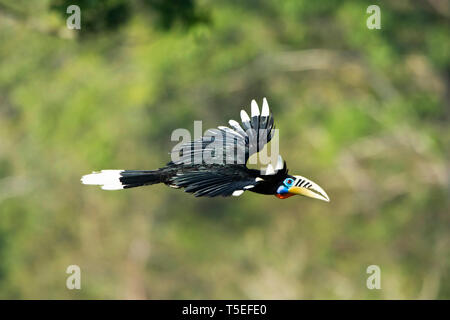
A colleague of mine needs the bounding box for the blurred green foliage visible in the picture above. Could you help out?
[0,0,448,299]
[50,0,208,34]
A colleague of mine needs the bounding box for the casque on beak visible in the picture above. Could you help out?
[288,175,330,202]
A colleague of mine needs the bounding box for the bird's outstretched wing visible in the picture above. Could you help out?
[171,98,275,166]
[170,165,260,197]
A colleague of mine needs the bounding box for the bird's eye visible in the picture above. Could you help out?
[284,178,294,187]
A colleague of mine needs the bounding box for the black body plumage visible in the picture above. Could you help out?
[81,98,330,202]
[118,162,289,197]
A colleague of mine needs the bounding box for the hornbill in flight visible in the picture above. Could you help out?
[81,99,329,201]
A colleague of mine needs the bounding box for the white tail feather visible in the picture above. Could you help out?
[81,170,124,190]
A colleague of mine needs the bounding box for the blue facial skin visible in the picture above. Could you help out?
[277,185,289,194]
[277,178,295,194]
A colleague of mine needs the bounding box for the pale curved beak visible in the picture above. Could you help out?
[288,176,330,202]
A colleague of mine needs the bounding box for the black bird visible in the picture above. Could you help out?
[81,98,329,201]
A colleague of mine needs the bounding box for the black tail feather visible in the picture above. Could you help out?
[119,170,161,188]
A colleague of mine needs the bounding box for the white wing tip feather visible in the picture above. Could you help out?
[251,99,260,117]
[229,119,239,127]
[232,190,244,196]
[275,155,284,170]
[261,97,269,116]
[240,110,250,123]
[265,164,275,175]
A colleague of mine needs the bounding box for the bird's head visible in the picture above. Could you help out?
[261,156,329,202]
[275,175,330,202]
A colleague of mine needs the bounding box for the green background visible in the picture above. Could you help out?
[0,0,448,299]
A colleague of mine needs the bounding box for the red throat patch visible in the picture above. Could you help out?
[275,193,295,199]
